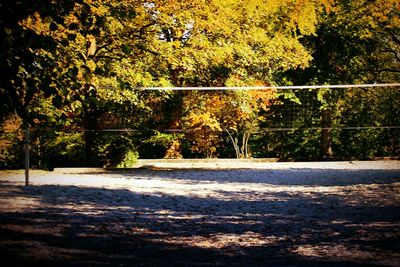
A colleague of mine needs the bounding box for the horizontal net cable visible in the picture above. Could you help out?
[98,83,400,91]
[54,126,400,133]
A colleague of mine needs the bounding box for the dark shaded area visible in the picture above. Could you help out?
[0,170,399,266]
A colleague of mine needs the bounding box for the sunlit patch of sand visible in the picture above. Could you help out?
[292,243,375,258]
[159,232,287,249]
[291,243,400,266]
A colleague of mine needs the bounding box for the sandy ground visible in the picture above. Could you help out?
[0,161,399,266]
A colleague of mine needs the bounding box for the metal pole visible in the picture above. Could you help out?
[24,127,29,186]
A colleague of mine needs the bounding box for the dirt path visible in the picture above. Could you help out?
[0,161,399,266]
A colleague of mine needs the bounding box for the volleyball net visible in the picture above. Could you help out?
[2,83,400,168]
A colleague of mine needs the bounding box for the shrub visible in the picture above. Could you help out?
[101,135,139,168]
[116,149,139,168]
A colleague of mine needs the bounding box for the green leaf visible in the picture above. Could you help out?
[280,90,301,104]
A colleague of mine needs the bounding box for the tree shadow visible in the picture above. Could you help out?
[0,179,399,266]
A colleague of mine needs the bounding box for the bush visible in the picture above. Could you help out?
[101,135,139,168]
[116,149,139,168]
[42,132,85,168]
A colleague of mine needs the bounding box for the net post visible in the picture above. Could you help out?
[24,127,29,186]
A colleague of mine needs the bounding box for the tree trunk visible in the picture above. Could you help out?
[225,129,240,158]
[83,85,99,166]
[321,109,333,159]
[240,134,246,158]
[226,130,252,159]
[244,132,251,158]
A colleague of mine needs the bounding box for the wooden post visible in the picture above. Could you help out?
[321,109,333,159]
[24,127,29,186]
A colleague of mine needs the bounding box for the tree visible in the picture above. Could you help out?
[15,0,177,165]
[273,0,400,159]
[0,0,175,166]
[182,82,278,158]
[0,1,75,126]
[144,0,332,157]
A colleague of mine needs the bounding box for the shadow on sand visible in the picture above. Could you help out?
[0,170,399,266]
